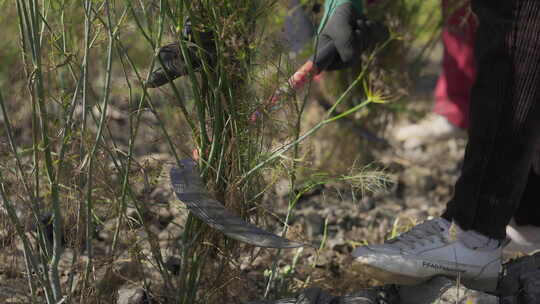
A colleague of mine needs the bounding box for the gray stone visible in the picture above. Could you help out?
[304,212,325,237]
[398,277,498,304]
[117,288,152,304]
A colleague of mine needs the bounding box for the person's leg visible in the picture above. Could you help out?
[433,0,477,129]
[393,0,475,145]
[513,167,540,227]
[442,0,540,240]
[504,145,540,254]
[353,0,540,291]
[512,142,540,227]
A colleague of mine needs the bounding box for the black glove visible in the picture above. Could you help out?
[147,20,214,88]
[146,42,187,88]
[316,3,388,71]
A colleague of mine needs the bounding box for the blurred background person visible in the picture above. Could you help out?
[394,0,476,146]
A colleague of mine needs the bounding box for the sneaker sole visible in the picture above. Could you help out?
[352,259,428,285]
[353,259,499,292]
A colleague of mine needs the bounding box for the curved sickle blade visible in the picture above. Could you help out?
[170,159,303,249]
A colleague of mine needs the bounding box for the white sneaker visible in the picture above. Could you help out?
[504,218,540,255]
[351,218,502,292]
[393,114,462,148]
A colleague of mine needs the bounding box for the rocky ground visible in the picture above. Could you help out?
[241,48,505,303]
[0,45,515,304]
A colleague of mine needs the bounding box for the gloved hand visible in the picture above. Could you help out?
[316,0,388,71]
[147,20,214,88]
[146,42,189,88]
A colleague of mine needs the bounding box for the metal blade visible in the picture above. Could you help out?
[170,158,303,248]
